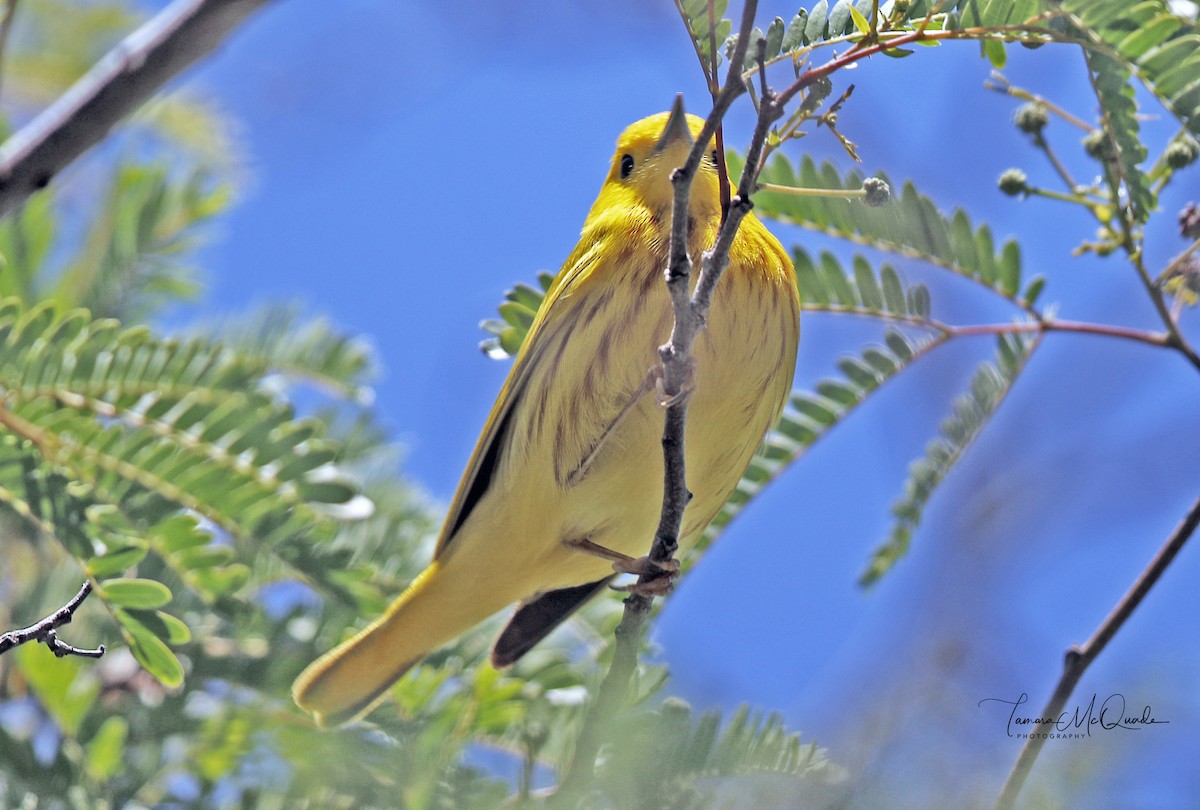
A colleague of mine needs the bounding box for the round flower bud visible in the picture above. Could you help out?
[1083,130,1115,161]
[862,177,891,207]
[1014,102,1049,135]
[1165,137,1199,170]
[998,169,1029,197]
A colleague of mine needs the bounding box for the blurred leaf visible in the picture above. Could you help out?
[115,608,184,687]
[16,641,99,737]
[53,163,229,320]
[1060,0,1200,138]
[84,716,128,783]
[0,195,56,303]
[479,271,555,358]
[597,701,844,807]
[99,578,172,609]
[862,331,1040,584]
[195,303,377,404]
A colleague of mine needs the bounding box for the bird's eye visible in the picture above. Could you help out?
[620,154,634,179]
[710,149,720,166]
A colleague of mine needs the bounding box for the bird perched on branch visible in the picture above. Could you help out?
[293,99,800,727]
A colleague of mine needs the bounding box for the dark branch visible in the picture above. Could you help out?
[995,491,1200,809]
[0,0,270,219]
[557,1,774,798]
[0,581,105,659]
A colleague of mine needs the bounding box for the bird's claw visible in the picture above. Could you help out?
[652,362,695,408]
[609,556,680,596]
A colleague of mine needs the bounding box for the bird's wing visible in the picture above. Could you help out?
[433,235,611,559]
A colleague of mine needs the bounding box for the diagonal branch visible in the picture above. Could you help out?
[0,0,270,220]
[995,491,1200,809]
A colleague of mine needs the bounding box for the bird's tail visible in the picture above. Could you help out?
[292,558,499,727]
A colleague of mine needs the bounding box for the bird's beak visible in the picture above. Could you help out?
[654,95,693,152]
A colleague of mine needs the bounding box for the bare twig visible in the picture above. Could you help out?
[0,581,105,658]
[985,72,1094,132]
[0,0,270,220]
[995,492,1200,809]
[946,318,1174,349]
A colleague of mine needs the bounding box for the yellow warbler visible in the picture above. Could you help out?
[292,102,800,727]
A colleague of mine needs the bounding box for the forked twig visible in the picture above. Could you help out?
[0,581,105,659]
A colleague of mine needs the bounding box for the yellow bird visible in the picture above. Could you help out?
[292,101,800,727]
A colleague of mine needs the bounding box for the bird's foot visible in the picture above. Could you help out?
[565,538,680,596]
[609,556,680,597]
[652,360,695,408]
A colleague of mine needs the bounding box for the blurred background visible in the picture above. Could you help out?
[8,0,1200,806]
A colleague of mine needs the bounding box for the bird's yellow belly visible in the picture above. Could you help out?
[487,269,794,597]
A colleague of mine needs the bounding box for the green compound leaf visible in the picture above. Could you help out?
[736,152,1027,305]
[479,271,555,358]
[861,330,1040,585]
[794,249,933,323]
[1058,0,1200,137]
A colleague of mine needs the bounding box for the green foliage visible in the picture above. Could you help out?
[195,303,377,404]
[793,249,932,321]
[51,163,229,319]
[1058,0,1200,137]
[1040,1,1200,224]
[0,297,368,679]
[678,0,1056,83]
[479,270,556,359]
[590,700,843,808]
[678,0,732,74]
[5,1,1197,807]
[737,151,1038,304]
[1082,49,1155,222]
[0,156,232,322]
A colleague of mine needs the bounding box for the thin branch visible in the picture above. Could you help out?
[774,24,1058,110]
[1073,45,1200,374]
[0,395,54,458]
[758,181,882,200]
[0,0,269,220]
[984,72,1093,132]
[947,319,1174,349]
[995,491,1200,810]
[557,0,761,796]
[0,581,105,658]
[0,0,19,103]
[1158,235,1200,288]
[1033,132,1079,191]
[804,305,1177,352]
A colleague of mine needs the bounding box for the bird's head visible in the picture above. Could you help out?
[597,99,722,218]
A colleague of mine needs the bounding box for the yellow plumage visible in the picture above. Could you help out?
[292,106,801,727]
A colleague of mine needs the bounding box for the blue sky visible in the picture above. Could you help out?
[171,1,1199,804]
